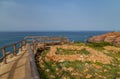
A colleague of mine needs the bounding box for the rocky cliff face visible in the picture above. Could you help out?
[87,32,120,46]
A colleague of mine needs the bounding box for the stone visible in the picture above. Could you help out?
[67,67,74,72]
[56,68,59,71]
[58,59,65,62]
[86,74,92,78]
[87,32,120,46]
[84,69,88,72]
[50,75,55,78]
[45,69,50,72]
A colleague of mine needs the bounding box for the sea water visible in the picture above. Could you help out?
[0,31,109,57]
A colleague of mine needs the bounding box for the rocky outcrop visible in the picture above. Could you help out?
[87,32,120,46]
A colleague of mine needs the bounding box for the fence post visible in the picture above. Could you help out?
[2,48,7,64]
[52,38,54,45]
[32,40,37,53]
[34,42,37,53]
[32,41,35,53]
[35,41,38,51]
[13,44,17,56]
[24,40,27,46]
[20,41,22,51]
[43,39,45,48]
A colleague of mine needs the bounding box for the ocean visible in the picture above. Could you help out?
[0,31,109,57]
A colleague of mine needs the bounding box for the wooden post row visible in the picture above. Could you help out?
[24,40,27,46]
[13,44,17,56]
[20,41,22,51]
[2,48,7,64]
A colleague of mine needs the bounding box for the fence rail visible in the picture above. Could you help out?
[24,36,69,44]
[0,40,27,64]
[0,36,70,64]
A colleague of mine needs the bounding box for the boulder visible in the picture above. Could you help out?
[87,32,120,46]
[104,35,117,44]
[87,35,106,43]
[113,36,120,46]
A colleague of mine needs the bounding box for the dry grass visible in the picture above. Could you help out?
[36,42,120,79]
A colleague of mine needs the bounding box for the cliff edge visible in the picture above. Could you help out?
[87,32,120,46]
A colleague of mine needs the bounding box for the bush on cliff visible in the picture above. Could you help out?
[87,42,112,47]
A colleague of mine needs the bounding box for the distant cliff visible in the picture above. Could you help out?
[87,32,120,46]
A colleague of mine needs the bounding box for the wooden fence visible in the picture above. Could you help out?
[24,36,69,44]
[0,36,70,64]
[0,40,27,64]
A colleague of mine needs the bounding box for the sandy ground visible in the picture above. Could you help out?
[0,47,32,79]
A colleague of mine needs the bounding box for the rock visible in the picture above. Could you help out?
[62,67,67,71]
[56,68,59,71]
[104,36,115,43]
[87,32,120,46]
[87,35,106,43]
[84,69,88,73]
[86,74,92,78]
[113,36,120,46]
[50,75,55,78]
[103,69,107,72]
[67,67,74,72]
[58,59,65,62]
[104,46,120,52]
[45,69,50,72]
[40,64,45,68]
[62,77,70,79]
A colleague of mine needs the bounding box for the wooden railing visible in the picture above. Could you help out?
[0,36,70,64]
[24,36,69,44]
[0,40,27,64]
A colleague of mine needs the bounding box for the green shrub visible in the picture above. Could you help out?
[88,42,112,47]
[57,48,90,55]
[74,41,86,46]
[79,48,90,55]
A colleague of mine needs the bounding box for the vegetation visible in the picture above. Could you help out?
[74,41,112,47]
[56,48,90,55]
[87,42,113,47]
[74,41,86,46]
[35,42,120,79]
[86,42,113,50]
[74,41,113,51]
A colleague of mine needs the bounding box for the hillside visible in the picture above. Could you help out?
[35,42,120,79]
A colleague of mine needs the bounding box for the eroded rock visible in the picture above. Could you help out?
[87,32,120,46]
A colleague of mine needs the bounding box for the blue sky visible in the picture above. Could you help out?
[0,0,120,31]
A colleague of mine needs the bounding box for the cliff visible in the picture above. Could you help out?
[87,32,120,46]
